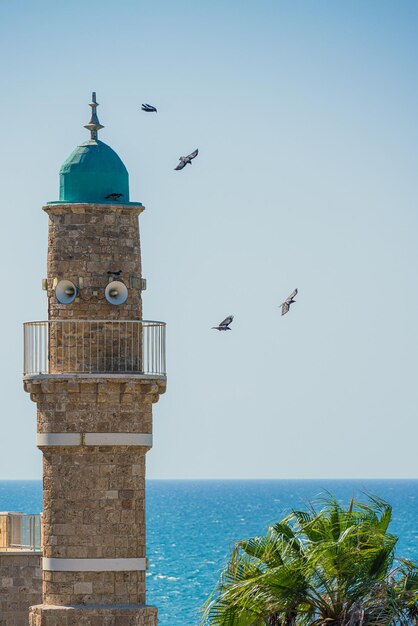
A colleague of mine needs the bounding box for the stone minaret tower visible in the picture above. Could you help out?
[24,93,166,626]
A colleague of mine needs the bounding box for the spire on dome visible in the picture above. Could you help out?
[84,92,104,140]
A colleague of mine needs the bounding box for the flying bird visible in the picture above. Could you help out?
[141,103,157,112]
[107,270,122,278]
[105,193,123,200]
[212,315,234,331]
[280,289,298,316]
[174,149,199,171]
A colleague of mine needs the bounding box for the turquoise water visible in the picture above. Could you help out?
[0,479,416,625]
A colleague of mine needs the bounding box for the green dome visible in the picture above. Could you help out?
[59,139,130,203]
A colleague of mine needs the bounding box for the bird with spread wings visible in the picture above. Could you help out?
[280,289,298,316]
[212,315,234,331]
[174,149,199,171]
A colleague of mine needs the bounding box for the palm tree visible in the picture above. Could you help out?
[200,495,417,626]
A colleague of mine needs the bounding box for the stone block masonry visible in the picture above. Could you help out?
[29,604,158,625]
[24,197,166,623]
[24,376,165,608]
[0,552,42,626]
[45,203,144,322]
[25,376,164,435]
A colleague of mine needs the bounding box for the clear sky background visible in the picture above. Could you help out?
[0,0,417,479]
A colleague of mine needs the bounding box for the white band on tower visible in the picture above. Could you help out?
[42,557,147,572]
[36,433,79,446]
[85,433,152,446]
[36,433,153,447]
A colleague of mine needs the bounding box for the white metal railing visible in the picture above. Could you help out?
[23,320,166,377]
[0,513,41,551]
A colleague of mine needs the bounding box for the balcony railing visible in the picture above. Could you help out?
[23,320,166,377]
[0,513,41,551]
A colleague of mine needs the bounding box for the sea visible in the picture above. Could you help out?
[0,479,416,626]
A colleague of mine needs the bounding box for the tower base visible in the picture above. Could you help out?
[29,603,158,625]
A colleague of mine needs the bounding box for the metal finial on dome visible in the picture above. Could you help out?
[84,92,104,140]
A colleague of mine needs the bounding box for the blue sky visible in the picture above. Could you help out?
[0,1,417,478]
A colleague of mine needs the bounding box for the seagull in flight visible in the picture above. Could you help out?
[141,103,157,112]
[212,315,234,331]
[174,149,199,171]
[280,288,298,316]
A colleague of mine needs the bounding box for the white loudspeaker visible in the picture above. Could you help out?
[55,280,78,304]
[105,281,128,305]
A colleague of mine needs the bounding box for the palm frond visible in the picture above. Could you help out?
[199,494,417,626]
